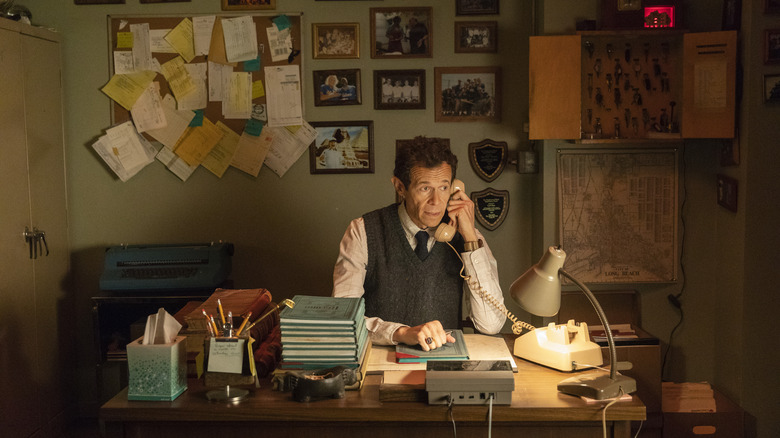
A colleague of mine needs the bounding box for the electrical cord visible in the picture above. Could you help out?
[487,394,494,438]
[601,388,624,438]
[447,395,457,438]
[662,145,687,381]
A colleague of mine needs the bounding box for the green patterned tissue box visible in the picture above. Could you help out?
[126,335,187,401]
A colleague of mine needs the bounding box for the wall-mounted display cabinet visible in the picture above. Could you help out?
[529,30,737,142]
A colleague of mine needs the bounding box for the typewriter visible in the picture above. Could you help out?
[99,242,234,292]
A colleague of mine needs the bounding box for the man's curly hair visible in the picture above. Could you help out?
[393,136,457,188]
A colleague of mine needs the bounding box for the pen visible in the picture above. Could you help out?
[217,299,226,325]
[235,311,252,337]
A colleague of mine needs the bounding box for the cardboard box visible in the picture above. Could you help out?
[663,386,744,437]
[126,335,187,401]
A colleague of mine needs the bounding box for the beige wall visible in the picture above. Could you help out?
[22,0,779,436]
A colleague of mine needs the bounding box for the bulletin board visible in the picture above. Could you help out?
[107,13,303,135]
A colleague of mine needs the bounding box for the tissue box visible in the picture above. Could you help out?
[126,335,187,401]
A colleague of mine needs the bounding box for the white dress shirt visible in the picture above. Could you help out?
[333,204,506,345]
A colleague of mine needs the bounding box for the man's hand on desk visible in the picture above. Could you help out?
[393,320,456,351]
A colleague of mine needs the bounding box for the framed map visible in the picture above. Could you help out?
[557,149,679,284]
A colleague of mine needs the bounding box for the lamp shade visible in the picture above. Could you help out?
[509,246,566,317]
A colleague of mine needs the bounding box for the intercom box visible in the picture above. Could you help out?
[126,335,187,401]
[425,360,514,405]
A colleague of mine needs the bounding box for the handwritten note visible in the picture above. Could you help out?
[207,338,245,374]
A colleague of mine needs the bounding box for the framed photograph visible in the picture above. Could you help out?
[313,69,362,107]
[434,66,501,123]
[312,23,359,59]
[717,174,738,212]
[722,0,741,30]
[309,121,374,174]
[370,7,432,59]
[75,0,124,4]
[374,69,425,110]
[456,0,499,16]
[764,74,780,102]
[455,21,498,53]
[767,0,780,13]
[766,30,780,63]
[140,0,189,3]
[221,0,275,11]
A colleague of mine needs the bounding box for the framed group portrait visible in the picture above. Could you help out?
[434,66,501,123]
[766,29,780,63]
[221,0,275,10]
[764,74,780,102]
[456,0,499,16]
[309,121,374,174]
[373,69,426,110]
[455,21,498,53]
[370,7,432,59]
[313,69,362,107]
[312,23,359,59]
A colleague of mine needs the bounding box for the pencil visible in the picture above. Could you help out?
[209,314,219,336]
[217,298,226,325]
[235,311,252,337]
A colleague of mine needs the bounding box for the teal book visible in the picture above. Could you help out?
[280,295,365,325]
[281,318,367,344]
[395,329,469,363]
[281,325,368,361]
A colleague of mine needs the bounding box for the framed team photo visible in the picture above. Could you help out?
[454,21,498,53]
[435,66,501,123]
[373,69,425,110]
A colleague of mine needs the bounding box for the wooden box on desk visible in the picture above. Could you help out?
[663,388,744,437]
[126,335,187,401]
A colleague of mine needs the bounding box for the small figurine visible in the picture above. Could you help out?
[625,43,632,62]
[632,88,643,106]
[614,88,622,108]
[633,59,642,78]
[595,87,604,107]
[584,40,595,58]
[624,108,631,128]
[593,58,602,77]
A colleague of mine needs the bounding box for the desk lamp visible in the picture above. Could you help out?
[510,246,636,400]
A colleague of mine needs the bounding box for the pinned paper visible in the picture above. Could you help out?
[244,56,261,72]
[273,15,291,31]
[142,308,182,345]
[116,32,133,48]
[207,338,245,374]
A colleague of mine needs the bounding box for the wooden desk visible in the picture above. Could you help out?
[100,338,645,438]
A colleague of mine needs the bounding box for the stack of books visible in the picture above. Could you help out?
[278,295,369,370]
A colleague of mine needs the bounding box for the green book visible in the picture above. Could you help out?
[280,295,365,325]
[395,329,469,363]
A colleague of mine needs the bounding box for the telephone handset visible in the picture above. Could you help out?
[433,178,465,243]
[434,177,536,336]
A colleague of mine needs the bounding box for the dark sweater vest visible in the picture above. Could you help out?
[362,204,464,329]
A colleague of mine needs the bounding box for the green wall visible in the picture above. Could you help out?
[22,0,780,436]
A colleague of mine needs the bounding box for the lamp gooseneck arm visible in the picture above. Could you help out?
[558,268,617,381]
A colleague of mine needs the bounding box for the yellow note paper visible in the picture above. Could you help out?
[116,31,133,48]
[173,116,225,166]
[165,18,196,63]
[161,56,197,100]
[100,70,157,110]
[201,121,241,178]
[252,80,265,99]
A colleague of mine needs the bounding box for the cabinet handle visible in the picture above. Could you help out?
[24,227,35,259]
[34,228,49,257]
[23,227,50,259]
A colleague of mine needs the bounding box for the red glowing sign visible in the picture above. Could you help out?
[644,6,675,28]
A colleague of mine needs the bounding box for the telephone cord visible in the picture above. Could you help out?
[447,242,535,335]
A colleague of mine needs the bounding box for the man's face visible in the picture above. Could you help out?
[396,163,453,229]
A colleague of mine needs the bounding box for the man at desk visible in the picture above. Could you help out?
[333,136,506,351]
